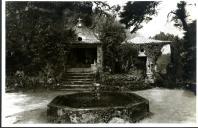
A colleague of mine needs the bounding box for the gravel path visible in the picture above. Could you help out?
[3,88,196,124]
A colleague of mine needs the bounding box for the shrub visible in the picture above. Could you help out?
[6,68,59,91]
[154,64,179,89]
[98,73,152,91]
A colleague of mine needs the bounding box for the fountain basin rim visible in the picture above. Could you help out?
[47,101,147,111]
[47,92,150,123]
[47,92,149,111]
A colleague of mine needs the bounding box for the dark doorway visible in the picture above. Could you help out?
[135,57,147,78]
[68,48,97,68]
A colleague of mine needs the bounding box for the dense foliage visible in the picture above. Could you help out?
[153,32,180,41]
[99,73,152,91]
[152,32,183,79]
[94,1,161,74]
[168,1,196,82]
[6,2,76,76]
[7,1,185,90]
[182,21,196,81]
[118,44,138,73]
[153,1,197,88]
[120,1,159,33]
[96,16,139,73]
[6,2,96,89]
[168,1,188,31]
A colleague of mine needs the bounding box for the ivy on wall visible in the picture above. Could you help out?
[124,42,170,64]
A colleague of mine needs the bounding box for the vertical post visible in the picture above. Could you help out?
[97,45,103,72]
[146,57,154,83]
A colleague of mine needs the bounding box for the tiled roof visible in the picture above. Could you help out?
[72,18,171,45]
[124,36,172,44]
[73,20,100,44]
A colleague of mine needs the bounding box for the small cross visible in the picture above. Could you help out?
[77,17,82,22]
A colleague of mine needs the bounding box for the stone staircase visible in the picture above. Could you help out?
[57,71,95,91]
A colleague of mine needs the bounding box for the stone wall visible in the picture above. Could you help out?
[127,43,170,83]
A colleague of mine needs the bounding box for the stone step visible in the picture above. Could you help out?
[61,84,94,88]
[66,74,94,78]
[66,76,94,79]
[56,84,95,91]
[55,88,93,91]
[65,72,94,82]
[66,78,94,81]
[65,81,94,85]
[55,87,94,91]
[66,71,94,75]
[67,74,93,76]
[66,68,93,73]
[61,71,95,91]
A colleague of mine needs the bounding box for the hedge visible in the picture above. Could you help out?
[98,73,153,91]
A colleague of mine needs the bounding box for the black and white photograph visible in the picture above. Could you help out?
[1,0,197,127]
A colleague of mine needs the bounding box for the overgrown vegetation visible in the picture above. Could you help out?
[120,1,159,33]
[6,2,92,90]
[152,32,182,88]
[5,1,161,90]
[7,1,195,91]
[98,73,152,91]
[166,1,196,86]
[182,21,196,82]
[96,16,139,74]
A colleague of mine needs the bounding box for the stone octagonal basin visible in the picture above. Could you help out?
[47,92,150,123]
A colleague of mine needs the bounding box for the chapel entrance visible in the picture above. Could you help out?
[67,48,97,68]
[135,57,147,78]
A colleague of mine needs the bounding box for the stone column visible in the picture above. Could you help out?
[97,45,103,72]
[145,57,154,83]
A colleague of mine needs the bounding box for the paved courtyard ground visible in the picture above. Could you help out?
[3,87,196,124]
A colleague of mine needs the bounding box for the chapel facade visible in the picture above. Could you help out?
[66,18,103,73]
[66,18,171,83]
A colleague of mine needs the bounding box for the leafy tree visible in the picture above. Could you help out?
[6,1,116,77]
[168,1,188,31]
[117,44,138,73]
[6,1,161,81]
[182,20,196,81]
[6,2,77,76]
[152,32,185,84]
[94,1,160,73]
[120,1,159,33]
[153,32,179,41]
[95,16,138,74]
[168,1,196,82]
[96,16,126,73]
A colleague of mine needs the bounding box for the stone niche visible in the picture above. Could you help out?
[126,42,171,83]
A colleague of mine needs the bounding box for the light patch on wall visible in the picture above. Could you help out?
[161,44,171,55]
